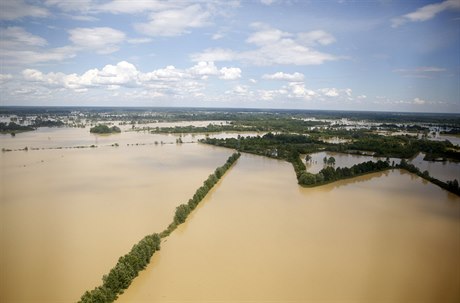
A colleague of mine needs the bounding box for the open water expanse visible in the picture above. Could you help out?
[1,127,459,302]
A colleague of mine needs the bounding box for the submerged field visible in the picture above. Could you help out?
[1,110,459,302]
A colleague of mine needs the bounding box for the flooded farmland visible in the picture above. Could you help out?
[1,128,459,303]
[0,131,233,302]
[304,151,401,174]
[119,154,460,303]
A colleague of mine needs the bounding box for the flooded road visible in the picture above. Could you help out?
[119,154,460,303]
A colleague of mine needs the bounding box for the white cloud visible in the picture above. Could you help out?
[262,72,304,81]
[1,27,47,48]
[212,33,225,40]
[188,61,219,78]
[127,38,153,44]
[242,36,337,65]
[70,15,99,22]
[416,66,447,72]
[19,60,243,97]
[246,27,291,46]
[413,97,426,105]
[260,0,277,5]
[82,61,140,86]
[219,67,241,80]
[393,66,447,78]
[190,48,238,62]
[191,25,338,66]
[297,30,336,46]
[319,88,339,97]
[233,85,248,94]
[0,74,13,84]
[286,82,316,99]
[45,0,93,12]
[139,65,188,82]
[0,0,49,20]
[96,0,173,14]
[1,38,77,65]
[135,4,210,36]
[68,27,126,54]
[391,0,460,27]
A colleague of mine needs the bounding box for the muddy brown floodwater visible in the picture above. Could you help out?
[0,131,233,302]
[1,129,459,303]
[119,154,460,303]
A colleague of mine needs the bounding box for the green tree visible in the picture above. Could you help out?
[327,156,336,166]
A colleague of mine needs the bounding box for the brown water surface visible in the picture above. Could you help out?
[119,153,460,303]
[1,130,459,303]
[0,136,232,302]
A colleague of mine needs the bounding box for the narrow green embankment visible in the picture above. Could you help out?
[78,152,241,303]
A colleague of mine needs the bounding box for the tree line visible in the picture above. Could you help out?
[79,234,161,303]
[78,152,240,303]
[298,160,390,186]
[396,159,460,195]
[160,152,241,238]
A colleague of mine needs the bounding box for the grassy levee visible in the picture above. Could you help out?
[77,152,240,303]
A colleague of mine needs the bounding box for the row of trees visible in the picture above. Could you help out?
[79,234,161,303]
[160,152,241,238]
[397,159,460,195]
[298,160,390,186]
[78,153,241,302]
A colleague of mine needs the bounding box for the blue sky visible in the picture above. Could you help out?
[0,0,459,112]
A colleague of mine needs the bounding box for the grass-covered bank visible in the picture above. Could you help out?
[78,152,240,303]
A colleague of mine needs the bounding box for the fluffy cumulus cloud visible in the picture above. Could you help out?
[392,0,460,27]
[188,61,219,78]
[219,67,241,80]
[134,4,211,36]
[262,72,304,81]
[192,24,338,66]
[318,88,352,99]
[19,61,242,95]
[68,27,126,54]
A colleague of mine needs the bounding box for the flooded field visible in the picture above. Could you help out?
[304,151,400,174]
[0,132,233,302]
[1,128,459,303]
[119,154,460,303]
[410,153,460,183]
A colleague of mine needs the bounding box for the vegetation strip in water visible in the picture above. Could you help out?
[78,152,240,303]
